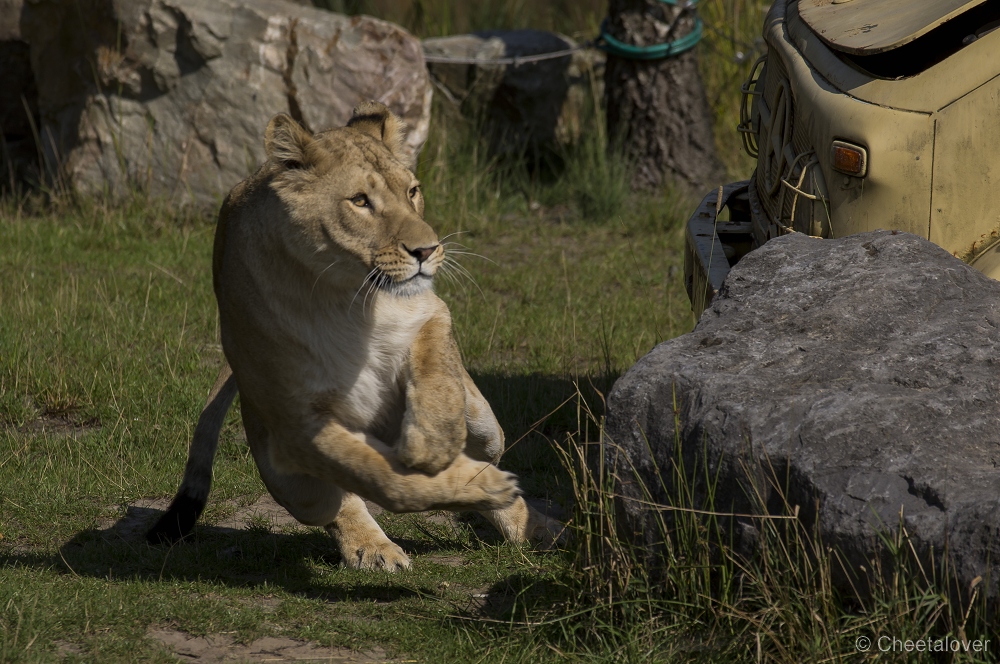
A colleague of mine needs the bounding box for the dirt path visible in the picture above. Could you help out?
[82,492,563,662]
[146,627,388,663]
[91,494,469,662]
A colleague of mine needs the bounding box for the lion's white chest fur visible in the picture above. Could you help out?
[296,290,436,432]
[221,220,443,443]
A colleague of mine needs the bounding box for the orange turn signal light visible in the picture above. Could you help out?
[832,140,868,177]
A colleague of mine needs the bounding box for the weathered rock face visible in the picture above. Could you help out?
[423,30,604,157]
[606,231,1000,598]
[19,0,432,205]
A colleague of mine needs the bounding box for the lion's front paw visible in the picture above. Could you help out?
[445,457,520,512]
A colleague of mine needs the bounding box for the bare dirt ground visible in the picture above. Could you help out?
[13,411,101,438]
[146,627,388,663]
[89,493,532,662]
[93,495,399,661]
[93,495,464,543]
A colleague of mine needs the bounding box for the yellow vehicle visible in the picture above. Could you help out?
[685,0,1000,316]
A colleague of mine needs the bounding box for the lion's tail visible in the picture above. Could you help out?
[146,363,237,545]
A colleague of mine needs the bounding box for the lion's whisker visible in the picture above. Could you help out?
[435,266,463,295]
[438,230,470,244]
[349,267,380,315]
[442,256,486,301]
[362,273,380,314]
[310,260,341,301]
[444,250,497,266]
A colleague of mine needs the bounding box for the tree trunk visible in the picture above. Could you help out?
[604,0,725,194]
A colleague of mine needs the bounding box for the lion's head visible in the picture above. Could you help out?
[263,102,442,298]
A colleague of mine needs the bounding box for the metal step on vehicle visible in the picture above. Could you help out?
[685,0,1000,317]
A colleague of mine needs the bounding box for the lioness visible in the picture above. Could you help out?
[147,102,560,570]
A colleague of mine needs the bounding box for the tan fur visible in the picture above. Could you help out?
[196,102,561,570]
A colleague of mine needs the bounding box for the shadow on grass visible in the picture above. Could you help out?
[0,505,570,620]
[1,504,427,603]
[470,371,616,493]
[2,371,613,614]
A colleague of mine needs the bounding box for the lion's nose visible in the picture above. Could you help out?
[404,244,439,263]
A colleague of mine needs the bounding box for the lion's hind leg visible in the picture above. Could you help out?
[255,470,411,572]
[326,493,411,571]
[480,499,565,548]
[147,364,237,545]
[461,370,566,548]
[243,401,411,572]
[253,456,411,571]
[254,471,410,571]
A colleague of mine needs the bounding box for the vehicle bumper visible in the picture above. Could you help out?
[683,180,754,318]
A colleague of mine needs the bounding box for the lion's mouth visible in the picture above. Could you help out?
[367,268,433,296]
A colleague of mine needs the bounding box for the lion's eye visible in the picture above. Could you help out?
[351,194,370,208]
[409,186,420,198]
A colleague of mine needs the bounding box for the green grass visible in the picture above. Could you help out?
[3,1,994,662]
[5,147,993,664]
[0,135,696,661]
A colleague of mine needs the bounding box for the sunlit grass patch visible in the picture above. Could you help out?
[6,2,987,661]
[0,135,694,661]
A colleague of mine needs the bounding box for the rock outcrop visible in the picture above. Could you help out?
[18,0,432,205]
[423,30,603,157]
[606,231,1000,598]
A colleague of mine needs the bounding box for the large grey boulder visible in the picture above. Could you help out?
[19,0,432,205]
[606,231,1000,598]
[423,30,604,157]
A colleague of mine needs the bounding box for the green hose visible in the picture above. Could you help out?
[597,0,703,60]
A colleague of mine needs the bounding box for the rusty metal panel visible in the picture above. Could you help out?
[929,77,1000,273]
[718,0,1000,286]
[798,0,987,55]
[761,10,935,240]
[786,4,1000,115]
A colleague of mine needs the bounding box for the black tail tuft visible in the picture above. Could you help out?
[146,494,205,545]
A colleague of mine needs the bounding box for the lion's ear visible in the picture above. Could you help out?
[347,101,408,163]
[265,114,313,168]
